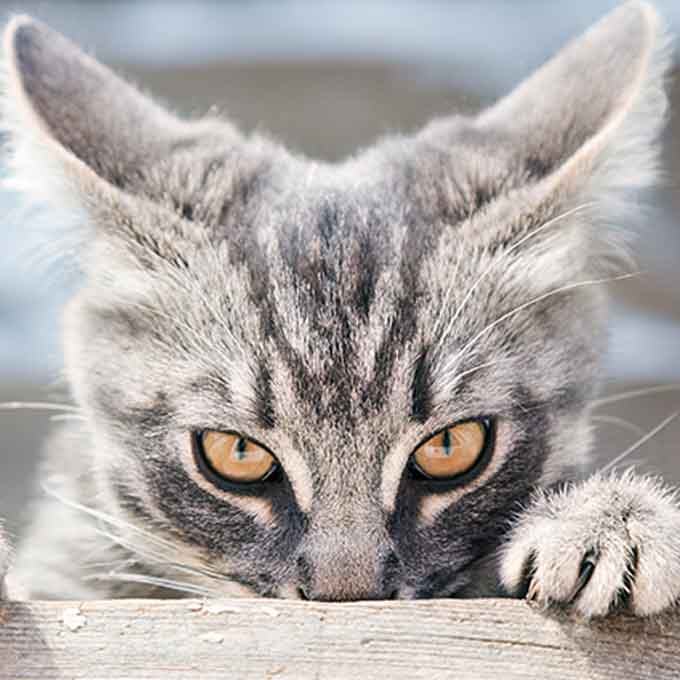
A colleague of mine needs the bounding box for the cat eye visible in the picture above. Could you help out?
[194,431,279,486]
[409,419,493,481]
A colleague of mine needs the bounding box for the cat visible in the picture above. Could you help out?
[0,0,679,618]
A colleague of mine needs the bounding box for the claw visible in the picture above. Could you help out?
[526,577,540,602]
[568,551,597,604]
[514,550,537,599]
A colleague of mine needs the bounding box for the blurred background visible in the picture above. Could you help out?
[1,1,680,535]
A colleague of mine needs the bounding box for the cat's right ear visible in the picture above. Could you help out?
[1,15,239,212]
[475,1,669,225]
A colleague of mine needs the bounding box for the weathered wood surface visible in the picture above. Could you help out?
[0,598,678,679]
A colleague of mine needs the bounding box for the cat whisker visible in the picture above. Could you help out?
[87,571,220,598]
[599,411,680,474]
[93,525,230,585]
[446,271,638,375]
[83,556,138,572]
[43,485,223,578]
[0,400,79,413]
[592,414,646,438]
[49,413,87,422]
[444,357,514,386]
[591,384,680,408]
[92,525,185,568]
[44,485,233,585]
[43,484,183,554]
[433,202,594,346]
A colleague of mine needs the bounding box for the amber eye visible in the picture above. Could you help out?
[410,419,492,481]
[195,431,278,485]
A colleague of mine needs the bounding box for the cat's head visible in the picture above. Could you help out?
[2,2,669,600]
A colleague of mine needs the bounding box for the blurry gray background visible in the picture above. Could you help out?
[1,1,680,536]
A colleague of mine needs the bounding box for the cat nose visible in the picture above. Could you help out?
[296,539,401,602]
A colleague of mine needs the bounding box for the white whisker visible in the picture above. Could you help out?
[92,525,228,584]
[599,411,680,474]
[592,384,680,408]
[88,571,219,597]
[445,271,638,375]
[47,488,163,552]
[44,485,179,552]
[83,556,138,572]
[0,400,79,413]
[592,414,645,438]
[44,484,232,584]
[434,202,593,348]
[49,413,87,422]
[448,358,513,384]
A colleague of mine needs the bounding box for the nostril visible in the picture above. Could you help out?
[297,586,310,601]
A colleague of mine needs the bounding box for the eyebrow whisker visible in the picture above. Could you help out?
[442,271,638,381]
[433,202,594,350]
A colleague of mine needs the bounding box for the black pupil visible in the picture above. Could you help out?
[236,437,247,459]
[442,429,452,456]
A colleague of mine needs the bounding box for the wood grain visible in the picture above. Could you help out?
[1,598,678,679]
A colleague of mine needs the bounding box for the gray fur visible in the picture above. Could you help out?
[0,2,677,616]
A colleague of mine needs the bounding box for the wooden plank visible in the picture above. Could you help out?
[0,598,678,679]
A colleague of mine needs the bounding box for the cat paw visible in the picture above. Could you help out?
[501,473,680,618]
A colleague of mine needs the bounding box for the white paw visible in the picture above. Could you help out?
[501,473,680,618]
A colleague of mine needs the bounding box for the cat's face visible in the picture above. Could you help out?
[3,3,667,599]
[63,151,605,600]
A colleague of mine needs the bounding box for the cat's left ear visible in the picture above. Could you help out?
[2,15,239,209]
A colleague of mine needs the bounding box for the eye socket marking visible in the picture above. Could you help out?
[409,418,494,482]
[194,430,280,487]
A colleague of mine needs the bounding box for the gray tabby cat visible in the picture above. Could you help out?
[1,1,679,618]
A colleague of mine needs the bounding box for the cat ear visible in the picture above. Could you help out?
[479,1,669,215]
[420,1,669,233]
[1,15,239,209]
